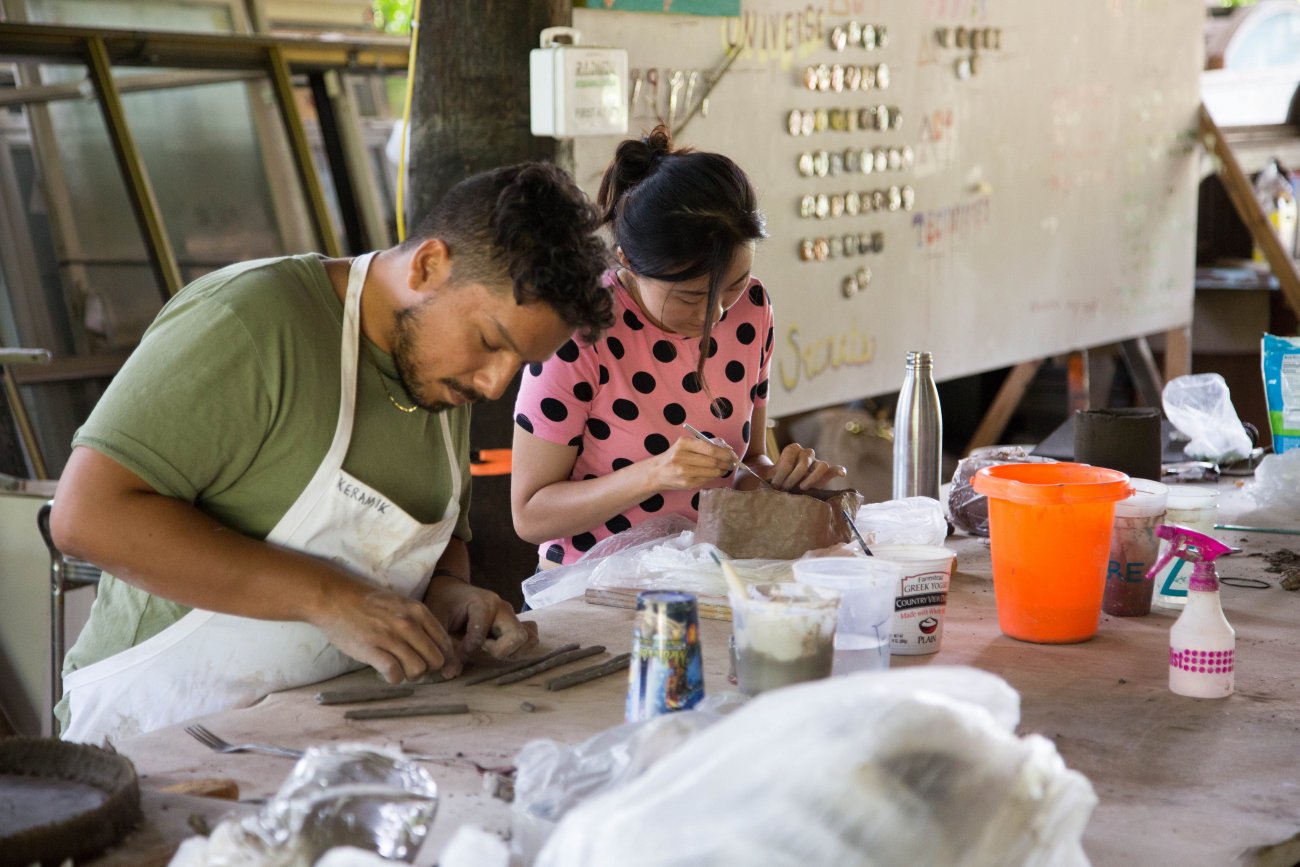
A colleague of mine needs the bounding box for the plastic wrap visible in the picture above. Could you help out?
[167,744,438,867]
[1163,373,1253,465]
[534,667,1096,867]
[1249,449,1300,511]
[522,515,828,610]
[948,448,1055,537]
[854,496,949,547]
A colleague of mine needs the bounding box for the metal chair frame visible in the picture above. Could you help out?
[37,500,101,732]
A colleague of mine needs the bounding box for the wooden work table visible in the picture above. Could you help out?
[94,503,1300,867]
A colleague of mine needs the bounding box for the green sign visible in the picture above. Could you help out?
[575,0,740,16]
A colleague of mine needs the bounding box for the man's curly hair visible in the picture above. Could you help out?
[406,163,614,342]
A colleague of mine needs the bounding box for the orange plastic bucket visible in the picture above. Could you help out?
[973,462,1131,643]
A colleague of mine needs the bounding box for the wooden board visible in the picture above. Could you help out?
[571,1,1202,414]
[584,585,734,620]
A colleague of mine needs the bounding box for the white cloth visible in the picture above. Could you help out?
[64,253,461,743]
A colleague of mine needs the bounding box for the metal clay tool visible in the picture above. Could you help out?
[682,422,770,488]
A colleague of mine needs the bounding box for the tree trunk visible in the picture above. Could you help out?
[410,0,574,609]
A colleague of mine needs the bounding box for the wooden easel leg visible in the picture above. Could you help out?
[964,360,1043,456]
[1163,326,1192,382]
[1118,336,1165,408]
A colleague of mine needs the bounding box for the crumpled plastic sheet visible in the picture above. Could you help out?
[1248,448,1300,512]
[854,496,949,547]
[166,744,438,867]
[525,667,1096,867]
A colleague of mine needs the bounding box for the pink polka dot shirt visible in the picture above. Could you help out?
[514,270,774,565]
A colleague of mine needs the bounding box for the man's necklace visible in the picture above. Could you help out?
[362,339,418,413]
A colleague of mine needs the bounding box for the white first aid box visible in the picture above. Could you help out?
[530,27,628,138]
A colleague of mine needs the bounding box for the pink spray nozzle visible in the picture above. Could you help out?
[1148,525,1234,592]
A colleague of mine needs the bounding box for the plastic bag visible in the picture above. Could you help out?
[1163,373,1252,465]
[535,667,1096,867]
[948,447,1056,537]
[854,496,949,547]
[511,695,744,863]
[1249,448,1300,511]
[167,744,438,867]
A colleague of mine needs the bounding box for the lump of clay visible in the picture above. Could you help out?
[696,487,863,560]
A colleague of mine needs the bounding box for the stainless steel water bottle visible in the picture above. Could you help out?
[892,351,942,500]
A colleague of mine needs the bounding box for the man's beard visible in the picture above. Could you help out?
[390,302,484,414]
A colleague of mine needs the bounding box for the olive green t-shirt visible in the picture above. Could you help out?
[58,254,471,724]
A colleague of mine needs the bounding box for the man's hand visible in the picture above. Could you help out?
[424,575,540,664]
[313,585,461,684]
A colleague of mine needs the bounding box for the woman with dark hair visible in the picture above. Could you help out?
[511,127,844,567]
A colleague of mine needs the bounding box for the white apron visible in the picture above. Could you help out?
[63,253,461,744]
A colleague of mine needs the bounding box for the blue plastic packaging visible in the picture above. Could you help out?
[1262,333,1300,454]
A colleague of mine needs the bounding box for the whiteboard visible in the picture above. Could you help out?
[572,0,1203,416]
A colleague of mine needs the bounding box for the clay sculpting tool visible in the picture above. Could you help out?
[461,642,580,686]
[682,422,770,488]
[495,645,606,685]
[840,505,874,556]
[343,702,470,721]
[709,550,749,603]
[545,653,633,691]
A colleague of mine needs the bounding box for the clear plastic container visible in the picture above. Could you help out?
[1151,487,1219,609]
[1103,479,1168,617]
[793,557,900,673]
[732,583,839,696]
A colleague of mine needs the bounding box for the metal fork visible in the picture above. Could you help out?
[184,724,304,759]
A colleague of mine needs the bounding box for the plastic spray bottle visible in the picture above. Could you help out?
[1146,525,1235,699]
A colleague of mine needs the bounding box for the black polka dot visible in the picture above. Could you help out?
[632,371,656,394]
[623,309,644,330]
[683,372,702,394]
[541,398,568,422]
[583,473,597,480]
[749,384,758,401]
[736,323,757,345]
[640,494,664,512]
[701,430,717,440]
[606,336,625,359]
[599,365,610,385]
[749,284,765,305]
[515,413,534,433]
[756,379,769,399]
[707,338,719,358]
[690,492,701,511]
[568,435,583,447]
[742,421,752,443]
[711,397,734,419]
[644,433,670,455]
[652,340,677,362]
[719,310,729,323]
[528,362,544,376]
[545,544,565,563]
[765,328,774,353]
[605,515,632,534]
[725,360,745,382]
[573,381,593,402]
[588,418,611,439]
[556,340,580,362]
[613,399,639,421]
[663,403,686,425]
[575,442,584,458]
[572,532,597,552]
[612,458,633,470]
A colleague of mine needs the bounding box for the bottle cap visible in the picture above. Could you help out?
[906,350,933,367]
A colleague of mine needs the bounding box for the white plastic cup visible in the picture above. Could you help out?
[1104,479,1168,617]
[793,558,900,674]
[1152,487,1220,609]
[870,544,957,656]
[732,583,840,696]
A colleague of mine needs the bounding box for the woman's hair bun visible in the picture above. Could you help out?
[597,125,676,223]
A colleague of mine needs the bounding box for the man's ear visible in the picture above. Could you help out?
[408,238,453,294]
